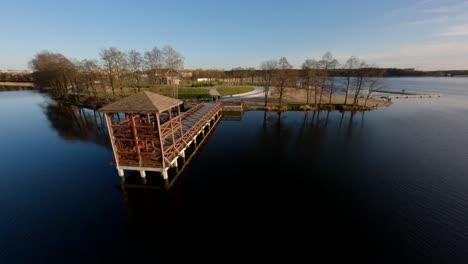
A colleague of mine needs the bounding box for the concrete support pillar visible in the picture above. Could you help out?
[117,168,124,177]
[140,170,146,178]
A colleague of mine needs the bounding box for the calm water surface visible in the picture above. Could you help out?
[0,77,467,262]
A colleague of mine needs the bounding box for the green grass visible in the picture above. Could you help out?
[217,86,254,96]
[190,81,219,87]
[151,86,210,99]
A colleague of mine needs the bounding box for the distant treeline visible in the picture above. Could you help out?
[189,68,467,81]
[218,66,468,79]
[0,72,33,82]
[381,68,468,77]
[29,46,185,99]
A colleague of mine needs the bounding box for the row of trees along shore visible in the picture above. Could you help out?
[226,52,386,110]
[30,46,184,99]
[30,48,384,110]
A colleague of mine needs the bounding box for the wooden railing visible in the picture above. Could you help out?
[182,103,204,119]
[164,103,222,164]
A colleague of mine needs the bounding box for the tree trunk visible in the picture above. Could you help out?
[108,69,115,96]
[352,77,363,109]
[314,86,318,108]
[319,86,324,106]
[344,77,350,105]
[264,86,269,107]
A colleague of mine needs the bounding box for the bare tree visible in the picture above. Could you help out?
[352,60,369,109]
[302,59,322,107]
[316,52,339,105]
[127,50,143,93]
[144,46,163,86]
[78,59,100,97]
[342,56,359,105]
[364,68,385,107]
[247,67,256,83]
[100,47,125,96]
[275,57,293,109]
[260,60,277,107]
[30,51,78,98]
[301,59,313,106]
[163,46,184,70]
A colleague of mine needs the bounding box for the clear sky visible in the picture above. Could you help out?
[2,0,468,70]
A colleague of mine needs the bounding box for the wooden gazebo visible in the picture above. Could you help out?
[99,91,185,179]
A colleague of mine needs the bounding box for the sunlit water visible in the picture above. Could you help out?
[0,77,467,262]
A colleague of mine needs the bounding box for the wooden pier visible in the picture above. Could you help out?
[99,91,222,182]
[222,101,243,112]
[374,90,441,100]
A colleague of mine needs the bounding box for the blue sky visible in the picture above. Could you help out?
[1,0,468,70]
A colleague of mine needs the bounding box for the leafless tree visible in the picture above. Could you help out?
[260,60,277,107]
[302,59,322,107]
[302,59,314,106]
[144,46,163,86]
[352,60,369,109]
[342,56,359,105]
[127,50,144,93]
[275,57,293,109]
[78,59,100,97]
[316,52,339,105]
[364,68,385,107]
[100,47,125,96]
[247,67,257,83]
[163,46,184,70]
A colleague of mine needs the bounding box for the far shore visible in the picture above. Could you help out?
[0,82,391,112]
[0,82,35,87]
[240,88,391,112]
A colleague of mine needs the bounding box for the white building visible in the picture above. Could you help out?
[197,78,215,82]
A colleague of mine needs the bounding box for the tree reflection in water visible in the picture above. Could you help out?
[41,101,110,148]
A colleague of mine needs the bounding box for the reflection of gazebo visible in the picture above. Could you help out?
[99,91,184,179]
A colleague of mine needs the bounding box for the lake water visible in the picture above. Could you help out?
[0,78,467,262]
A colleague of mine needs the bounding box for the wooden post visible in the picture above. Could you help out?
[177,105,184,138]
[168,108,177,150]
[131,115,142,168]
[156,112,166,170]
[105,113,122,176]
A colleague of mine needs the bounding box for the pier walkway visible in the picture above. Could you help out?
[99,91,222,181]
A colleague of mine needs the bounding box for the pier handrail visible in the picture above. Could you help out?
[164,102,223,163]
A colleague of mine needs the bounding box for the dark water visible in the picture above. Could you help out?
[0,78,467,262]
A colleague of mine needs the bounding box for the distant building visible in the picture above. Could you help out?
[0,70,33,75]
[164,70,180,85]
[197,78,215,82]
[180,71,192,78]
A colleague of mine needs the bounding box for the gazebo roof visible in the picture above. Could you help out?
[99,91,183,113]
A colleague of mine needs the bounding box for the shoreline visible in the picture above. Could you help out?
[55,93,389,112]
[1,86,391,112]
